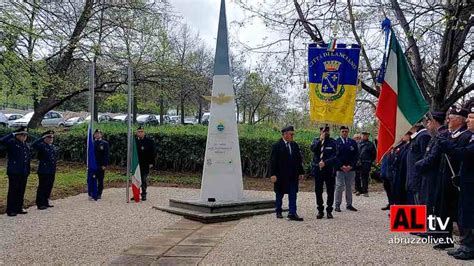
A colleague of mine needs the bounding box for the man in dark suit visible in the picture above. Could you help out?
[0,127,31,216]
[334,126,359,212]
[94,129,109,199]
[270,126,305,221]
[133,126,156,201]
[32,130,58,210]
[390,132,412,205]
[311,126,337,219]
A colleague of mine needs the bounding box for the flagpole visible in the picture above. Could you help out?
[89,63,95,134]
[126,65,133,203]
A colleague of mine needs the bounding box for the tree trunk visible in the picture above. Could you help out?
[198,98,202,124]
[180,98,185,124]
[159,95,164,125]
[133,92,137,124]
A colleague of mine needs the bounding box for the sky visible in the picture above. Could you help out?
[169,0,268,68]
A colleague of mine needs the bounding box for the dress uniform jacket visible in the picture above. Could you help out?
[0,133,31,176]
[334,137,359,170]
[390,142,410,205]
[310,137,337,178]
[94,139,109,167]
[270,139,304,194]
[406,129,431,195]
[136,137,156,175]
[32,137,58,174]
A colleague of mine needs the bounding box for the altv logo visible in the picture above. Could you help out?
[390,205,450,233]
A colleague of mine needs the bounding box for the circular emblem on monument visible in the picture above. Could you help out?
[217,122,225,132]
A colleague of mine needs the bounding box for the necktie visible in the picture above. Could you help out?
[286,142,292,155]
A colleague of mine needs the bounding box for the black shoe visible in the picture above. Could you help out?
[381,205,390,211]
[276,213,283,219]
[97,195,101,199]
[141,197,147,201]
[287,214,304,221]
[355,191,361,196]
[7,212,17,217]
[433,243,454,250]
[130,197,136,201]
[335,207,341,212]
[38,206,47,210]
[327,212,333,219]
[18,209,27,214]
[316,212,324,219]
[347,205,358,211]
[447,248,462,256]
[47,204,54,208]
[453,252,474,260]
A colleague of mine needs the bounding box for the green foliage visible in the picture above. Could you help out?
[0,124,319,177]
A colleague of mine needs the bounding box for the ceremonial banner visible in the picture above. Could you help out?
[308,44,361,125]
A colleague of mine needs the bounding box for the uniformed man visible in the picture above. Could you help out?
[94,129,109,199]
[310,126,337,219]
[432,105,470,250]
[270,126,305,221]
[405,122,431,205]
[390,132,412,205]
[0,127,31,216]
[415,111,448,214]
[133,126,156,201]
[32,130,58,210]
[334,126,359,212]
[442,98,474,260]
[356,132,376,197]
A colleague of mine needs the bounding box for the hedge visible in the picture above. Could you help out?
[0,124,319,177]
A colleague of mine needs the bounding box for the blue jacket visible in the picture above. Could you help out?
[94,139,109,167]
[335,137,359,170]
[0,133,31,176]
[32,137,58,175]
[406,129,431,192]
[310,136,337,178]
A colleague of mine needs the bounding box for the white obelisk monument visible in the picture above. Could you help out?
[199,0,244,202]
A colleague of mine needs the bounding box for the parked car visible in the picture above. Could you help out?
[201,112,210,125]
[169,115,180,124]
[111,114,128,123]
[0,112,8,127]
[85,114,113,123]
[183,117,198,125]
[64,116,85,127]
[9,111,65,128]
[137,114,159,126]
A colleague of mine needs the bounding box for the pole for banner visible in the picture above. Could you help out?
[88,63,95,175]
[126,65,133,203]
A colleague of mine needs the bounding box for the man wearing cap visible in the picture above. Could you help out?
[0,127,31,216]
[32,130,58,210]
[94,129,109,199]
[432,105,471,250]
[415,111,448,214]
[270,126,305,221]
[133,126,156,201]
[356,132,376,197]
[334,126,359,212]
[441,98,474,260]
[405,122,431,205]
[310,126,337,219]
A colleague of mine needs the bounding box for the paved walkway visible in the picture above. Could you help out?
[109,219,238,265]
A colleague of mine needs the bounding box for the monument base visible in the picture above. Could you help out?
[154,198,280,223]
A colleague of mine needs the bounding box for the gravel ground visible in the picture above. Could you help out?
[202,190,468,265]
[0,187,197,265]
[0,188,469,265]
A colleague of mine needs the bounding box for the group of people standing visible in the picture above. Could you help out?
[381,99,474,260]
[269,125,376,221]
[1,126,155,217]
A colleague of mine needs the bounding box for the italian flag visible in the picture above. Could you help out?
[131,138,142,202]
[375,31,429,162]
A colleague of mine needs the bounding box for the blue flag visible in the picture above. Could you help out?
[87,125,99,200]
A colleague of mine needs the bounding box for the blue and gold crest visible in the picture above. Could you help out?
[321,60,341,94]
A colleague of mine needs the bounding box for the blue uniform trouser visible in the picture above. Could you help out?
[97,169,105,197]
[7,175,28,213]
[275,182,298,215]
[36,174,55,207]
